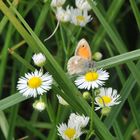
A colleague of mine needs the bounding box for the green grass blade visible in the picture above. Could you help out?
[128,95,140,129]
[96,48,140,69]
[9,50,35,71]
[113,121,124,140]
[124,120,135,140]
[0,93,30,111]
[0,1,38,52]
[7,61,18,140]
[0,24,13,97]
[0,111,14,140]
[130,0,140,30]
[34,1,50,34]
[17,116,47,140]
[91,0,125,50]
[0,16,8,34]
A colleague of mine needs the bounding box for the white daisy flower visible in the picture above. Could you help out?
[17,70,53,97]
[75,0,91,11]
[32,53,46,67]
[51,0,66,7]
[68,113,89,128]
[33,100,46,112]
[95,87,121,110]
[56,6,71,22]
[57,95,69,106]
[75,69,109,90]
[57,122,82,140]
[70,7,92,27]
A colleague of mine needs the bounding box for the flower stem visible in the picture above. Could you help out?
[85,90,95,140]
[100,114,103,120]
[44,20,60,41]
[90,91,94,130]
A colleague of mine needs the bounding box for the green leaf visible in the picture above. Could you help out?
[130,0,140,30]
[0,111,14,140]
[96,48,140,69]
[91,0,125,50]
[0,93,30,111]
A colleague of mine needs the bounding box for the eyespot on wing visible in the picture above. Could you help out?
[75,38,92,60]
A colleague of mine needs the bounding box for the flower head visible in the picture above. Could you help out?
[70,7,92,27]
[75,0,91,11]
[57,112,89,140]
[56,6,71,22]
[57,121,82,140]
[75,69,109,90]
[95,87,121,110]
[57,95,69,106]
[51,0,66,7]
[68,113,89,128]
[17,70,53,97]
[33,100,46,111]
[32,53,46,67]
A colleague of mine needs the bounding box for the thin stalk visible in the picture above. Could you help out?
[42,94,55,123]
[86,90,95,140]
[44,21,60,41]
[11,40,26,51]
[8,49,35,71]
[90,91,94,133]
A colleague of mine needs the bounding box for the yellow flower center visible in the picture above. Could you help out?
[98,96,112,105]
[76,15,85,22]
[28,77,42,88]
[64,128,76,139]
[85,72,99,81]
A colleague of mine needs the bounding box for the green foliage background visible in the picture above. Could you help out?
[0,0,140,139]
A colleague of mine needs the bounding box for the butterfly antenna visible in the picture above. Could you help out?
[44,21,60,42]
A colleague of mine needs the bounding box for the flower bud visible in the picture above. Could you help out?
[33,100,46,112]
[57,95,69,106]
[32,53,46,67]
[93,52,103,61]
[101,107,111,116]
[83,91,91,100]
[51,0,66,7]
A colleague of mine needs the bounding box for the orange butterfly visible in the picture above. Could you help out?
[67,38,95,75]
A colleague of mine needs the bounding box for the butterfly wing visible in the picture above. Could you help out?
[67,39,94,75]
[75,38,92,60]
[67,56,90,75]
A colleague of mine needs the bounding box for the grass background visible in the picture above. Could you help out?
[0,0,140,139]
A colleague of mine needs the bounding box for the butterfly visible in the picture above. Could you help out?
[67,38,95,75]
